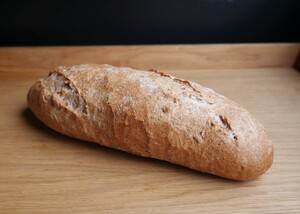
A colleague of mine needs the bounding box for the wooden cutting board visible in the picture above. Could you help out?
[0,44,300,213]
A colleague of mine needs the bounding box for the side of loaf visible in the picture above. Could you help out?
[27,64,273,181]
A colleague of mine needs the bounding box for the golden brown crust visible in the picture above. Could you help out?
[27,64,273,181]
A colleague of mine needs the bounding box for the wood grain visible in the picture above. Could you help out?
[0,46,300,213]
[0,43,299,72]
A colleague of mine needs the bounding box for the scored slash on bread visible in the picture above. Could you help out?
[27,64,273,181]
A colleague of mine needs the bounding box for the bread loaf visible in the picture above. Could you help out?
[27,64,273,181]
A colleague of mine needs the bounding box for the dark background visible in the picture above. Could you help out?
[1,0,299,46]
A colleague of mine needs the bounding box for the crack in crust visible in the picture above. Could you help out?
[148,69,213,104]
[219,115,232,131]
[45,72,88,115]
[219,115,238,141]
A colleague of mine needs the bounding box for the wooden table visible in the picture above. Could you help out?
[0,44,300,213]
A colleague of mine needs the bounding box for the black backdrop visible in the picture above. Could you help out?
[1,0,299,46]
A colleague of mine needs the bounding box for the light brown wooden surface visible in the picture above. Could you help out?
[0,43,299,72]
[0,45,300,213]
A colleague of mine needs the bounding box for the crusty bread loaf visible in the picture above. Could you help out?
[27,64,273,181]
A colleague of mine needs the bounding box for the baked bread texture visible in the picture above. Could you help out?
[27,64,273,181]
